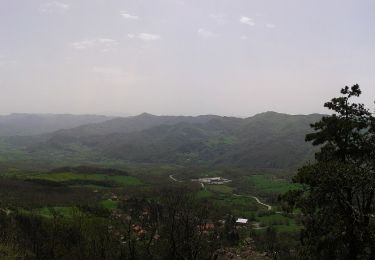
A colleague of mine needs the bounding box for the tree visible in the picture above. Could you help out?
[160,187,212,260]
[283,85,375,259]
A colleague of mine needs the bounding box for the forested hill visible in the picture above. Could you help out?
[0,113,111,136]
[8,111,323,170]
[48,112,221,137]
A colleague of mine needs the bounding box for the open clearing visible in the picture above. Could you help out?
[245,175,300,194]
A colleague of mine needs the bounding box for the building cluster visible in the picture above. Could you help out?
[191,177,232,185]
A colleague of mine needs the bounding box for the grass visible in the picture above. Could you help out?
[100,199,118,210]
[273,224,302,233]
[195,189,213,199]
[228,196,256,206]
[31,172,104,182]
[19,207,79,218]
[207,185,233,193]
[0,153,302,235]
[193,178,301,234]
[110,175,143,186]
[36,207,76,218]
[246,175,300,194]
[256,214,289,225]
[256,213,301,233]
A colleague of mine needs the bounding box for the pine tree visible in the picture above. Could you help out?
[284,85,375,259]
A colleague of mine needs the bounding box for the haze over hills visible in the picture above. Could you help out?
[1,111,324,170]
[49,112,221,137]
[0,113,111,136]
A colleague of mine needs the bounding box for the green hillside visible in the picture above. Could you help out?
[3,112,323,170]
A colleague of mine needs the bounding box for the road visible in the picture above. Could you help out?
[169,174,205,188]
[169,174,182,182]
[234,194,272,211]
[169,174,272,210]
[168,174,271,210]
[250,196,272,211]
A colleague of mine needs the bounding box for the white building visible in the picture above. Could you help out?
[236,218,248,224]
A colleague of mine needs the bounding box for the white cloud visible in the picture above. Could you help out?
[197,28,216,38]
[240,16,255,26]
[71,38,119,51]
[266,23,276,29]
[128,33,161,41]
[120,11,139,20]
[240,35,248,40]
[39,1,70,13]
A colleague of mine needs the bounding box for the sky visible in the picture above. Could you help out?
[0,0,374,117]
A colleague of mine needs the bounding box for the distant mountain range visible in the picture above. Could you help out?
[1,112,324,170]
[0,114,111,136]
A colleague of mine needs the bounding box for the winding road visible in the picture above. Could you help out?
[250,196,272,211]
[168,174,272,210]
[233,194,272,211]
[169,174,183,182]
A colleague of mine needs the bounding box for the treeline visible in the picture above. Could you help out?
[0,188,251,259]
[0,209,116,259]
[49,166,128,176]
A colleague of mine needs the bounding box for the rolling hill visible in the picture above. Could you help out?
[9,112,323,170]
[0,113,112,136]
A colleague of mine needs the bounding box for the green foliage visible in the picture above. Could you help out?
[0,178,100,208]
[29,171,142,187]
[251,226,300,259]
[99,200,118,210]
[195,189,213,199]
[0,112,322,258]
[207,185,233,194]
[33,207,77,218]
[2,112,323,170]
[246,175,300,194]
[283,85,375,259]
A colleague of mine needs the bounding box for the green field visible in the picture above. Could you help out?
[195,189,213,199]
[207,185,233,193]
[246,175,300,194]
[0,162,303,259]
[35,207,77,218]
[100,199,118,210]
[18,206,79,218]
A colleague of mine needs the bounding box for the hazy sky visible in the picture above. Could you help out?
[0,0,374,117]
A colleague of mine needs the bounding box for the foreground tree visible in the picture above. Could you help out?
[284,85,375,259]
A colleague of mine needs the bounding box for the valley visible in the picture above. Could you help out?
[0,112,317,258]
[3,1,371,257]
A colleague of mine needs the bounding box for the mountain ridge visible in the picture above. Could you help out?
[0,113,113,137]
[3,112,325,170]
